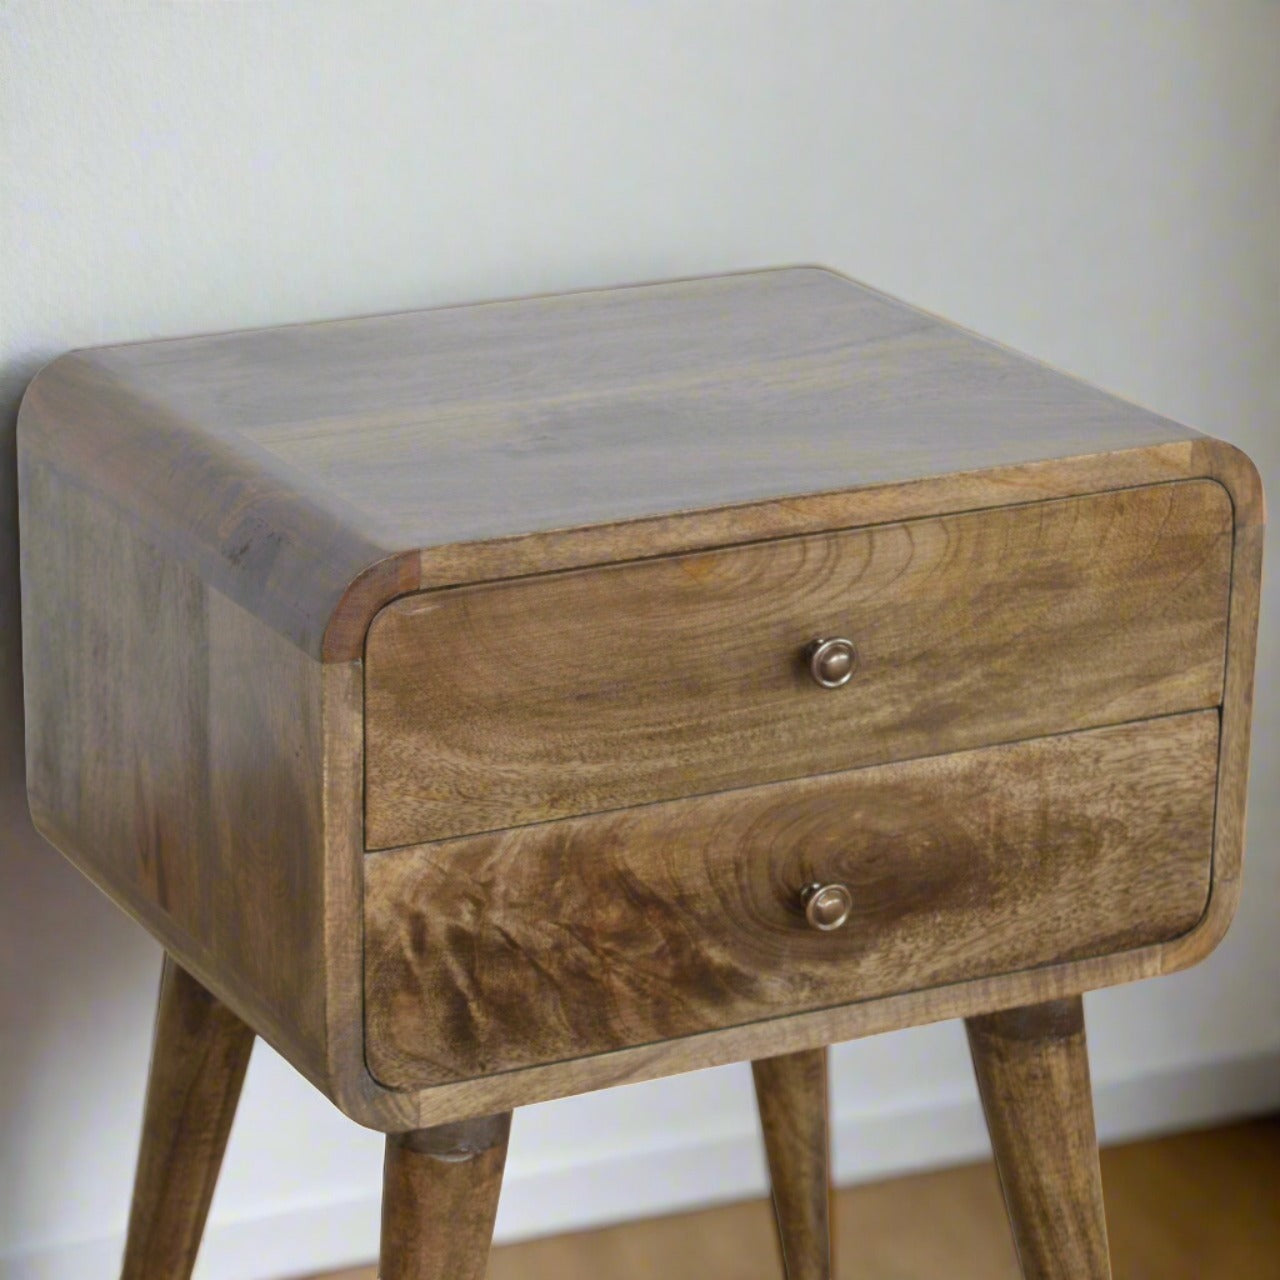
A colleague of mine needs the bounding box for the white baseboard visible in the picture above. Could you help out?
[5,1052,1277,1280]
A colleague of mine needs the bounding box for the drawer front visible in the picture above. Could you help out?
[364,481,1231,849]
[364,711,1218,1089]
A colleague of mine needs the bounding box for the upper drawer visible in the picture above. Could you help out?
[365,480,1232,848]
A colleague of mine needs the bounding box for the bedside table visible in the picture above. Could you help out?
[18,268,1262,1280]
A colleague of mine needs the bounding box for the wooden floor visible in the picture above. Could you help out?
[315,1118,1279,1279]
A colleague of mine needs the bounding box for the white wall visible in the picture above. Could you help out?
[2,4,1277,1277]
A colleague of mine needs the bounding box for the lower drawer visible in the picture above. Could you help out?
[363,712,1218,1089]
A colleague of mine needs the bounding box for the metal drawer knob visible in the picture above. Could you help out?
[801,882,853,932]
[806,636,857,688]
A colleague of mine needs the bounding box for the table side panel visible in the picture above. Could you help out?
[19,453,335,1083]
[365,480,1232,849]
[364,712,1218,1090]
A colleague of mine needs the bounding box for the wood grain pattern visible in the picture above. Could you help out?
[17,268,1216,661]
[120,957,255,1280]
[752,1049,833,1280]
[966,998,1112,1279]
[364,713,1217,1089]
[379,1114,511,1280]
[18,450,336,1088]
[365,480,1231,848]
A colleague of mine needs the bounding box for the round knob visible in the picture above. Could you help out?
[801,882,853,932]
[806,637,857,688]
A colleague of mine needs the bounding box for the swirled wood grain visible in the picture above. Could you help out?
[364,712,1218,1089]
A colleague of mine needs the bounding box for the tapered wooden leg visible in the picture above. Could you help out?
[120,956,255,1279]
[966,997,1112,1280]
[751,1047,832,1280]
[380,1112,512,1280]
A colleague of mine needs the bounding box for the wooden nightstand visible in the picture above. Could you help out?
[18,268,1262,1280]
